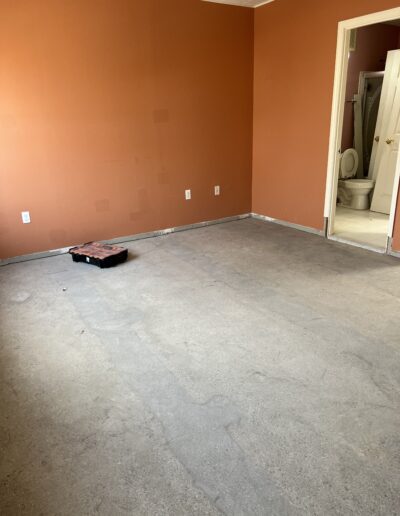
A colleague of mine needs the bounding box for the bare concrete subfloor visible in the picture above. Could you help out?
[1,218,400,516]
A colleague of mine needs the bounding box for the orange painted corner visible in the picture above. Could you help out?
[252,0,400,239]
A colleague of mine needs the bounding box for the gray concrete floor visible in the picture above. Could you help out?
[1,218,400,516]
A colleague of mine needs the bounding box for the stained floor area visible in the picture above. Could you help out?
[333,205,389,250]
[1,218,400,515]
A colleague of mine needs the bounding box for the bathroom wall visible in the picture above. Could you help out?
[253,0,400,251]
[341,23,400,151]
[0,0,254,259]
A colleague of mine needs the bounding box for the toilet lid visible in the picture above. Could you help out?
[340,149,359,179]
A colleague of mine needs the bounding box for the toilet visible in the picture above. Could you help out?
[337,149,375,210]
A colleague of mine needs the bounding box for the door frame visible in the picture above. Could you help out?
[324,7,400,248]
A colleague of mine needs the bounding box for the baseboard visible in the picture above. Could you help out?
[388,249,400,258]
[3,211,397,266]
[0,213,251,266]
[251,212,325,236]
[0,247,72,266]
[387,237,400,258]
[105,213,250,245]
[250,213,400,258]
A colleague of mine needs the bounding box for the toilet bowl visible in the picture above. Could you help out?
[337,149,375,210]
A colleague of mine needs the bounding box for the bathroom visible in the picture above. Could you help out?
[333,21,400,251]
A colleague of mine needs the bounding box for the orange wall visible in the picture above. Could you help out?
[253,0,400,249]
[4,0,400,259]
[0,0,254,259]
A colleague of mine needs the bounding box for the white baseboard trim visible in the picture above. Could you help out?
[251,212,400,257]
[105,213,250,245]
[251,212,325,236]
[388,249,400,258]
[2,211,398,266]
[0,213,251,266]
[0,247,72,266]
[387,238,400,258]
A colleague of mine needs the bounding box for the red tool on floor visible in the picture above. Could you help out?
[69,242,128,268]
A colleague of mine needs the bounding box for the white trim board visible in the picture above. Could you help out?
[388,248,400,259]
[0,214,250,266]
[324,7,400,241]
[201,0,274,8]
[253,0,274,6]
[387,238,400,258]
[251,213,325,236]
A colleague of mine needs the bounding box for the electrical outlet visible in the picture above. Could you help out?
[185,189,191,200]
[21,211,31,224]
[214,185,220,196]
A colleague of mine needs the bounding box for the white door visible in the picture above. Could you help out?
[369,50,400,181]
[371,58,400,215]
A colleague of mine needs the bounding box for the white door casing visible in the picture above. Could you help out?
[325,7,400,241]
[325,28,351,235]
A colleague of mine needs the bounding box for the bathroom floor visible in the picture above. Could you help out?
[333,205,389,250]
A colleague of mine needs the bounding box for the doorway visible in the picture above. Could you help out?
[325,7,400,254]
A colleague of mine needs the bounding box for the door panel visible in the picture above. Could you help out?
[371,79,400,214]
[369,50,400,181]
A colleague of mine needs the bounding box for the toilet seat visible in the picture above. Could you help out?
[341,179,374,190]
[340,149,359,179]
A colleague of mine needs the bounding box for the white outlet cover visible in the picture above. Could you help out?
[214,186,220,196]
[185,189,191,200]
[21,211,31,224]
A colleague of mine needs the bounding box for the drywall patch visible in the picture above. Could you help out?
[153,109,170,124]
[130,188,149,221]
[137,188,149,210]
[95,199,111,213]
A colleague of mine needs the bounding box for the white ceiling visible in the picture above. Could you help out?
[201,0,274,8]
